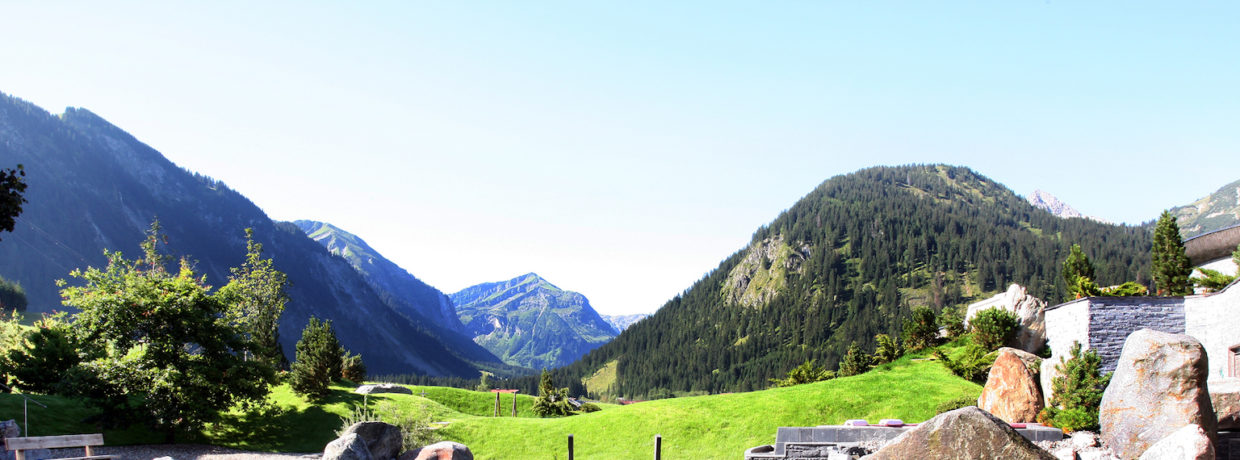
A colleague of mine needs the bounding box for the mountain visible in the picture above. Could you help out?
[1027,189,1107,223]
[0,92,488,377]
[450,273,617,369]
[1170,178,1240,238]
[601,314,648,332]
[529,165,1152,398]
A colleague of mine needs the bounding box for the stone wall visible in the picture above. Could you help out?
[1184,284,1240,381]
[1084,297,1186,374]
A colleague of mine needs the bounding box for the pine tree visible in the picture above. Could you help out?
[873,334,902,364]
[837,342,873,377]
[1151,211,1192,296]
[1038,342,1110,432]
[290,317,343,399]
[1061,244,1096,299]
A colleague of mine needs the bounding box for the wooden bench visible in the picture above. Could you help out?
[3,433,118,460]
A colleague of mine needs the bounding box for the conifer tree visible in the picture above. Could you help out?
[0,164,27,240]
[837,342,873,377]
[1151,211,1192,296]
[290,317,343,399]
[873,334,902,364]
[1062,244,1097,299]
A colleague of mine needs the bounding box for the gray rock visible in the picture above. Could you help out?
[1099,329,1217,460]
[356,383,413,395]
[1041,355,1065,407]
[860,406,1055,460]
[1137,424,1214,460]
[0,420,18,439]
[399,441,473,460]
[324,432,375,460]
[341,421,403,460]
[1071,431,1099,450]
[965,284,1047,354]
[1210,379,1240,430]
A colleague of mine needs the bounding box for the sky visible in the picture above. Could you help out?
[2,2,1238,315]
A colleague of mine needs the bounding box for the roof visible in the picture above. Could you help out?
[1184,224,1240,266]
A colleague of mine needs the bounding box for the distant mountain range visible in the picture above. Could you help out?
[0,93,500,377]
[1170,178,1240,238]
[450,273,617,370]
[1026,190,1108,223]
[602,313,649,332]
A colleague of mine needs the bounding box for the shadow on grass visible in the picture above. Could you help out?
[209,387,367,453]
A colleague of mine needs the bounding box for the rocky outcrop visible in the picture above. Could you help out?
[399,441,473,460]
[1210,379,1240,430]
[1099,329,1217,459]
[356,383,414,395]
[1137,424,1214,460]
[340,421,403,460]
[324,433,375,460]
[965,284,1047,354]
[861,406,1055,459]
[978,349,1043,423]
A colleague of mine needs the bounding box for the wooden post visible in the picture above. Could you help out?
[494,392,500,417]
[512,392,518,417]
[654,434,662,460]
[568,434,575,460]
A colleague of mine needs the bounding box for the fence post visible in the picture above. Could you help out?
[512,392,518,417]
[568,434,575,460]
[654,434,662,460]
[494,392,500,416]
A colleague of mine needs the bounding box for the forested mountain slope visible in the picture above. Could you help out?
[451,273,617,369]
[0,93,487,376]
[535,165,1152,397]
[1170,178,1240,237]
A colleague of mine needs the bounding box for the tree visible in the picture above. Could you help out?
[0,164,27,240]
[902,306,939,351]
[837,342,873,377]
[290,317,344,399]
[59,222,275,439]
[937,305,965,339]
[1062,244,1096,299]
[7,314,80,394]
[1151,211,1192,296]
[1038,342,1110,432]
[1194,268,1236,293]
[341,350,366,383]
[873,334,902,364]
[532,370,574,417]
[769,360,834,387]
[216,228,289,368]
[970,307,1020,350]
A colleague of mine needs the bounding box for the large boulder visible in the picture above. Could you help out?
[1040,355,1065,407]
[1100,329,1217,459]
[978,348,1044,423]
[399,441,473,460]
[861,406,1055,460]
[1137,424,1214,460]
[1210,379,1240,430]
[324,433,375,460]
[341,421,404,460]
[965,284,1047,354]
[356,383,414,395]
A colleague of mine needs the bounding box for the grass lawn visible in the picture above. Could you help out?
[0,352,980,458]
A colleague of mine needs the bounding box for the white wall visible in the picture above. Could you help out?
[1184,284,1240,382]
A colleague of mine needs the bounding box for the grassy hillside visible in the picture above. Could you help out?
[0,354,979,458]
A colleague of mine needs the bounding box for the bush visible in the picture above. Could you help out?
[341,351,366,383]
[770,359,835,387]
[1100,281,1148,296]
[7,314,80,394]
[1194,268,1236,293]
[532,370,575,417]
[579,403,601,413]
[937,305,966,339]
[935,396,977,414]
[1038,342,1110,433]
[338,401,440,451]
[837,342,873,377]
[902,306,939,351]
[969,307,1020,350]
[872,334,902,364]
[935,343,995,384]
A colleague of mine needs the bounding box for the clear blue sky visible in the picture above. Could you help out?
[2,2,1237,315]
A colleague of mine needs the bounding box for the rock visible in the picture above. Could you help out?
[399,441,473,460]
[965,284,1047,354]
[1071,431,1099,450]
[1210,379,1240,430]
[978,349,1044,423]
[1137,424,1214,460]
[1099,329,1218,460]
[999,347,1043,372]
[324,433,375,460]
[341,421,403,460]
[1040,354,1065,407]
[1050,446,1075,460]
[861,406,1055,460]
[0,420,18,439]
[356,383,413,395]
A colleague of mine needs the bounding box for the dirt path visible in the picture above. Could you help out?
[44,444,319,460]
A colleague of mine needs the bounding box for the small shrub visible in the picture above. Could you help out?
[969,307,1020,350]
[7,314,80,394]
[579,403,601,413]
[937,305,966,339]
[770,360,835,387]
[872,334,902,364]
[1039,341,1110,433]
[1100,281,1148,297]
[338,402,440,451]
[341,351,366,383]
[1194,268,1236,293]
[934,396,977,414]
[902,306,939,352]
[934,343,995,384]
[837,342,873,377]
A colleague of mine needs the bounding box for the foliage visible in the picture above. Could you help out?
[0,164,27,240]
[937,305,965,339]
[934,395,977,414]
[0,276,26,313]
[902,306,940,352]
[290,317,344,400]
[57,222,276,438]
[6,314,80,394]
[770,360,835,387]
[872,334,902,364]
[216,228,289,369]
[579,402,601,413]
[837,342,873,377]
[532,370,574,417]
[969,307,1020,350]
[1152,211,1193,296]
[1099,281,1148,296]
[337,401,440,452]
[1038,342,1110,432]
[934,343,995,384]
[341,351,366,383]
[1062,244,1097,299]
[476,371,492,392]
[1195,268,1237,293]
[1234,243,1240,269]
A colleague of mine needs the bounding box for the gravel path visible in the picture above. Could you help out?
[43,444,320,460]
